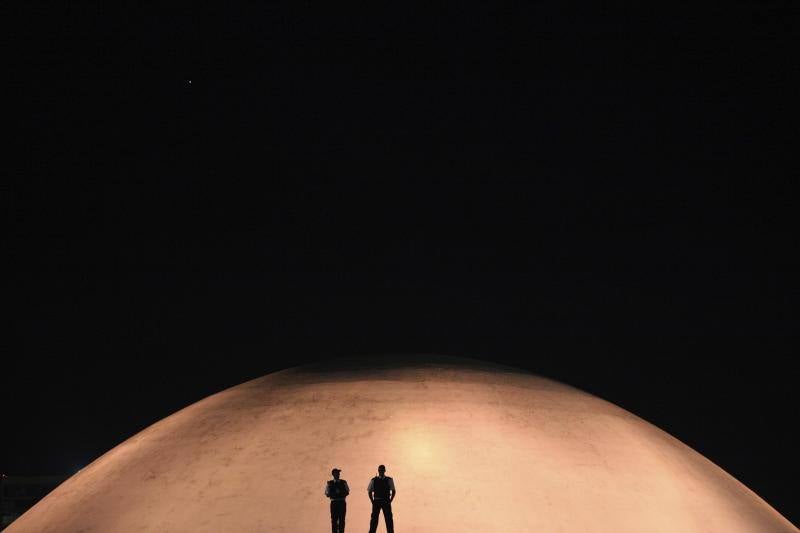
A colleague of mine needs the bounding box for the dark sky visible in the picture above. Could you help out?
[5,2,798,524]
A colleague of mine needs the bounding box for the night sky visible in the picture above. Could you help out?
[5,3,799,525]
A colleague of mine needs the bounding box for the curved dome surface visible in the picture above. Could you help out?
[10,357,796,532]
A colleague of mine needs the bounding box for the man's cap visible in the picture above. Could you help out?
[378,465,386,470]
[331,468,341,475]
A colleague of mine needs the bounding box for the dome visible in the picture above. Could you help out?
[10,356,795,532]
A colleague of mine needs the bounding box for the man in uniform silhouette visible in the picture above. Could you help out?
[367,464,396,533]
[325,468,350,533]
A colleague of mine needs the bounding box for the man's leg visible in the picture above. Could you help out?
[368,501,381,533]
[339,501,346,533]
[382,501,394,533]
[330,501,337,533]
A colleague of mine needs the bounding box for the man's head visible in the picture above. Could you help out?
[377,465,386,477]
[331,468,341,480]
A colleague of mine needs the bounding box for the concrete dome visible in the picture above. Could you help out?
[10,357,796,532]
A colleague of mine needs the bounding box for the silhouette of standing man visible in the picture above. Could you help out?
[367,464,396,533]
[325,468,349,533]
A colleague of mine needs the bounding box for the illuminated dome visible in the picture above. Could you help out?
[10,357,795,532]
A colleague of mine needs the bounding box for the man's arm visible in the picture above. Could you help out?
[325,481,330,498]
[343,480,350,496]
[367,478,374,502]
[389,478,396,502]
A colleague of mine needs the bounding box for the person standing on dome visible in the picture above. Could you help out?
[325,468,350,533]
[367,464,396,533]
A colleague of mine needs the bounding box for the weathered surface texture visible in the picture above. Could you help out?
[10,358,796,532]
